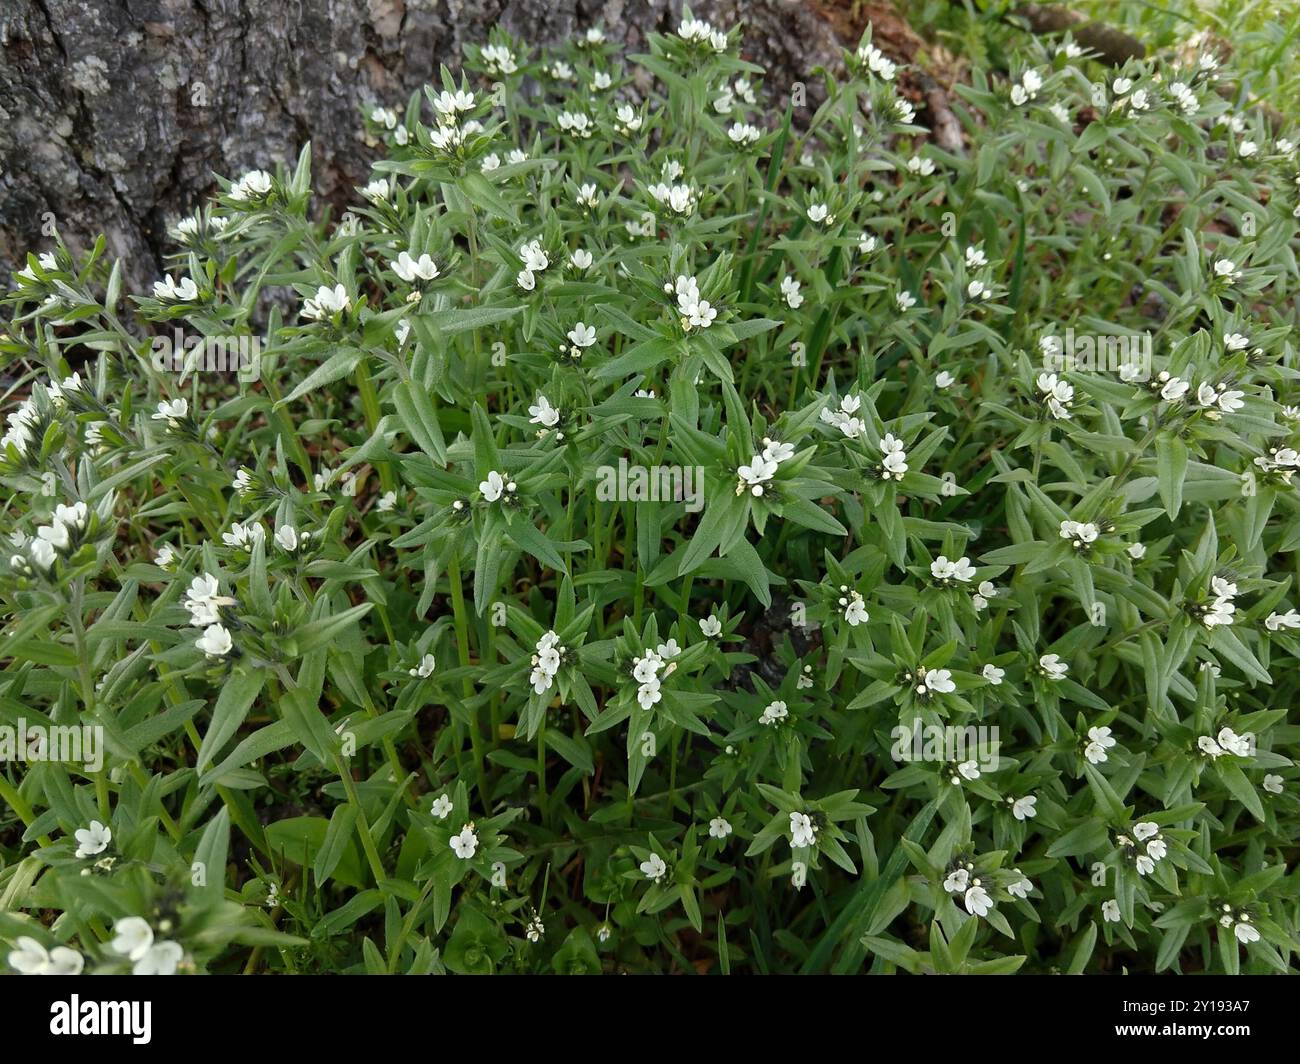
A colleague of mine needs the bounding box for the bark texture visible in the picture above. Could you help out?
[0,0,856,288]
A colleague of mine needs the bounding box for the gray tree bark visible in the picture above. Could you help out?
[0,0,853,289]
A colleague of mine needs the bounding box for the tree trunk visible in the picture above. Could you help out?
[0,0,855,289]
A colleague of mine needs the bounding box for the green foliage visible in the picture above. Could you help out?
[1,10,1298,975]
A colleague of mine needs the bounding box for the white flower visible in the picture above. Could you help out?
[530,631,564,694]
[1084,725,1116,764]
[932,555,975,583]
[479,470,506,502]
[965,245,987,268]
[896,289,917,311]
[519,240,550,273]
[1007,872,1032,899]
[1135,854,1155,876]
[153,398,189,426]
[1265,609,1300,632]
[222,521,264,551]
[1262,774,1284,795]
[1036,371,1075,420]
[841,590,869,627]
[982,664,1005,685]
[450,824,479,859]
[1214,258,1241,282]
[567,322,596,349]
[153,274,199,302]
[956,759,980,781]
[1202,597,1236,628]
[700,614,722,638]
[1012,795,1037,821]
[110,917,155,961]
[789,811,817,849]
[1039,653,1068,680]
[759,700,788,726]
[556,110,594,138]
[570,248,593,270]
[431,89,475,120]
[943,868,970,893]
[737,453,778,495]
[74,819,112,858]
[29,538,55,571]
[972,580,997,610]
[430,794,452,819]
[196,623,233,657]
[640,853,667,882]
[857,43,897,80]
[1198,735,1224,758]
[1102,899,1121,923]
[761,438,795,464]
[708,817,733,839]
[133,941,184,976]
[7,936,84,975]
[964,884,992,917]
[1233,920,1260,945]
[807,203,830,224]
[1059,519,1100,548]
[780,275,804,309]
[409,653,436,679]
[1217,727,1253,758]
[392,251,439,283]
[275,524,304,552]
[528,394,560,428]
[1127,542,1146,559]
[935,371,956,389]
[728,122,760,146]
[155,543,176,568]
[1132,821,1158,841]
[481,43,517,76]
[362,177,391,201]
[302,284,350,320]
[1160,375,1190,402]
[925,669,956,695]
[616,104,644,132]
[229,169,272,201]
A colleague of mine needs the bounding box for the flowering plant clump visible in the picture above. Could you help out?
[2,9,1299,976]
